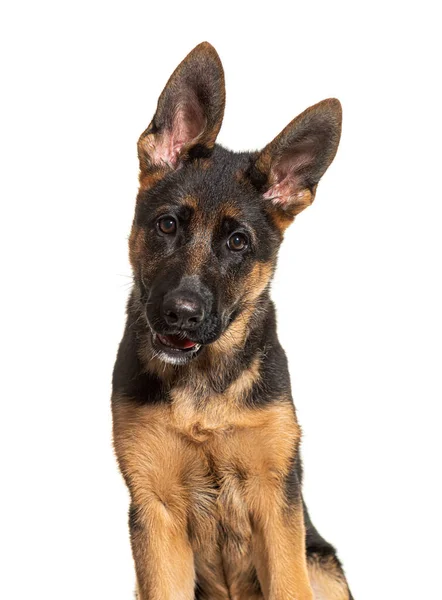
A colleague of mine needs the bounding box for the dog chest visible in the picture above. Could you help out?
[113,391,300,552]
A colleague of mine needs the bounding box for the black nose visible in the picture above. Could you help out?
[162,294,205,330]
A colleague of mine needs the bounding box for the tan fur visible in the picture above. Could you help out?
[138,166,170,192]
[208,260,273,359]
[268,208,295,233]
[208,304,255,358]
[185,231,214,276]
[112,351,314,599]
[128,225,146,272]
[308,556,350,600]
[218,201,243,220]
[253,503,313,600]
[168,355,262,442]
[265,188,317,233]
[244,261,274,303]
[182,195,199,210]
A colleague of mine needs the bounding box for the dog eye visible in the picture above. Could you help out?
[157,216,177,235]
[227,232,248,252]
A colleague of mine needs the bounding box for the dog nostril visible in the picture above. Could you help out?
[165,310,179,323]
[188,315,201,324]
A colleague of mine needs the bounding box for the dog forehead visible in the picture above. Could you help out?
[180,194,244,223]
[137,148,268,232]
[181,166,244,207]
[177,165,264,224]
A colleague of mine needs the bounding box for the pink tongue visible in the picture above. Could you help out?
[160,334,197,349]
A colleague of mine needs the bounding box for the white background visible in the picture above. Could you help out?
[1,1,441,599]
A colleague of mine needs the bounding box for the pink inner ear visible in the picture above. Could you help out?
[153,101,207,168]
[263,151,312,206]
[148,133,179,169]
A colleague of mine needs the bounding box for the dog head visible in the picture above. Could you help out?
[129,42,342,365]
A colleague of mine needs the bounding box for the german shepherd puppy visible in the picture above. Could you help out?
[112,42,352,600]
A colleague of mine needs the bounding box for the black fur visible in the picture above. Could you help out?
[112,295,166,404]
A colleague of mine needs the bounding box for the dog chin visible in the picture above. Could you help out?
[154,350,199,365]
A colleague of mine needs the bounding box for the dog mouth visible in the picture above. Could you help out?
[155,333,201,353]
[147,310,238,364]
[151,332,203,363]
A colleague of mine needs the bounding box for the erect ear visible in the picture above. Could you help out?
[137,42,225,174]
[248,99,342,222]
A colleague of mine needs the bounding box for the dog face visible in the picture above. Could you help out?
[129,43,342,365]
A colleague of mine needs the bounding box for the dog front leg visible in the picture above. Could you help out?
[252,500,313,600]
[129,501,195,600]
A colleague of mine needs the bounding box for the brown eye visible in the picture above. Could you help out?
[157,216,177,235]
[227,232,248,252]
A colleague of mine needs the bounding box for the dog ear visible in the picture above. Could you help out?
[138,42,225,174]
[248,99,342,222]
